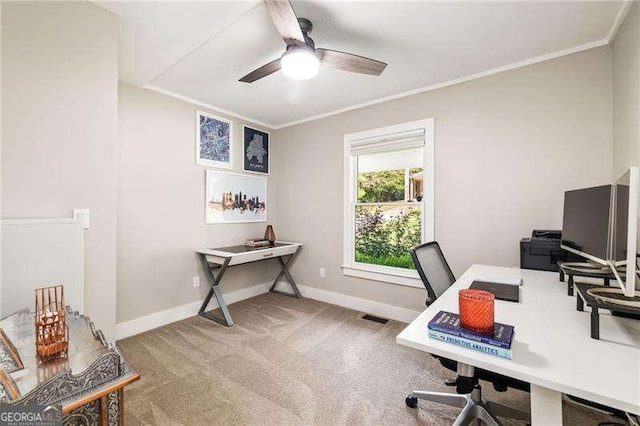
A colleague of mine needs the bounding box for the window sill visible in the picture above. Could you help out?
[342,265,424,289]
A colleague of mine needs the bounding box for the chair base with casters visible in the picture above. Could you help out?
[405,362,530,426]
[564,394,635,426]
[407,242,531,425]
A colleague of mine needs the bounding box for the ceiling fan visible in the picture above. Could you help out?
[239,0,387,83]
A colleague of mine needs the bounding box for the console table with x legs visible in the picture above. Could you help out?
[196,241,302,326]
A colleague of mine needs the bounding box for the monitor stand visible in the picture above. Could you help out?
[575,283,640,339]
[586,287,640,308]
[612,310,640,320]
[587,286,640,320]
[561,262,610,273]
[558,262,616,296]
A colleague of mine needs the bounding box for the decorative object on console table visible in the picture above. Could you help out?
[243,125,269,174]
[0,307,139,423]
[34,285,68,360]
[264,225,276,243]
[245,238,271,247]
[458,289,494,333]
[196,110,232,169]
[205,170,267,224]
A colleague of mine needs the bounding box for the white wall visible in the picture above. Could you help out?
[1,1,119,340]
[612,1,640,178]
[275,47,613,313]
[0,3,3,311]
[117,84,278,324]
[611,1,640,256]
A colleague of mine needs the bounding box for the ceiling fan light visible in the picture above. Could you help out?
[281,47,320,80]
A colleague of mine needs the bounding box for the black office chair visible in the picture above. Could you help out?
[405,241,531,425]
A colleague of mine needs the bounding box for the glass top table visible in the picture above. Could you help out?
[1,308,109,397]
[0,306,138,411]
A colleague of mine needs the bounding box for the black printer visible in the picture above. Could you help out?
[520,230,583,272]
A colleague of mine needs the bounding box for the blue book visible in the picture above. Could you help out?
[428,330,512,360]
[427,311,514,349]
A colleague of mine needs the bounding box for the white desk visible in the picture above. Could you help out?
[397,265,640,425]
[196,241,302,326]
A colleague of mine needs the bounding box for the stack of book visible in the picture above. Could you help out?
[427,311,514,359]
[244,239,271,247]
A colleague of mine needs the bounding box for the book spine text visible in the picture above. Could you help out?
[428,324,510,349]
[428,330,512,360]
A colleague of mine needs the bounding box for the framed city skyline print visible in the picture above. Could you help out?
[243,125,269,175]
[196,110,232,169]
[205,170,267,224]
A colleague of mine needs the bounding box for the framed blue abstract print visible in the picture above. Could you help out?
[196,110,232,169]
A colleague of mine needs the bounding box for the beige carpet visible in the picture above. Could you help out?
[118,293,623,425]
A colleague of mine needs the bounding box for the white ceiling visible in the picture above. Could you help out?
[97,1,626,128]
[96,1,260,85]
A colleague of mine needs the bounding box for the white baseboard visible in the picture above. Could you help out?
[116,281,272,340]
[297,284,422,324]
[116,281,422,340]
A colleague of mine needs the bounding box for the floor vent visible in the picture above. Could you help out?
[361,314,389,324]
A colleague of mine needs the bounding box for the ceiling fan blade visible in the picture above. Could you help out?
[317,49,387,76]
[239,58,281,83]
[264,0,305,46]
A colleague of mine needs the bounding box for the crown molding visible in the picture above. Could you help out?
[607,1,634,43]
[142,3,628,131]
[145,38,607,131]
[273,38,608,129]
[142,84,276,129]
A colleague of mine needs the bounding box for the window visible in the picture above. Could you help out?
[343,119,434,287]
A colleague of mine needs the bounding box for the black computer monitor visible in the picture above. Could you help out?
[561,185,613,265]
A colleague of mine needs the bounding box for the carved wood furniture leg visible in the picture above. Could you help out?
[101,395,107,425]
[119,388,124,426]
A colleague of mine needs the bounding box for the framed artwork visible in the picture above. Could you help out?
[196,110,232,168]
[243,126,270,174]
[205,170,267,224]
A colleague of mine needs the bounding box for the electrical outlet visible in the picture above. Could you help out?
[193,277,200,288]
[319,268,325,278]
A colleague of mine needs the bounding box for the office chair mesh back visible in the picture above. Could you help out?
[412,242,456,304]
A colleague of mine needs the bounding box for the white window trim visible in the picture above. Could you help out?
[343,118,435,288]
